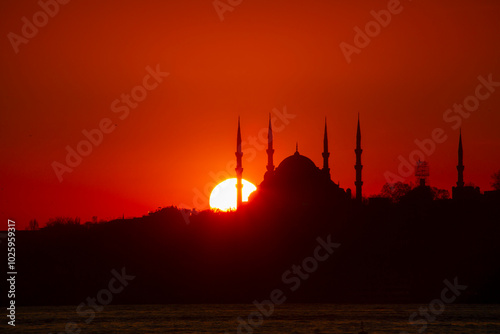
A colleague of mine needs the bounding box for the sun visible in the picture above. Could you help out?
[209,178,257,211]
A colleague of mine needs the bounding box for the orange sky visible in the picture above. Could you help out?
[1,0,500,228]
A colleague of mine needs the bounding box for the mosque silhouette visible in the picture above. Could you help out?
[233,115,491,209]
[236,115,362,209]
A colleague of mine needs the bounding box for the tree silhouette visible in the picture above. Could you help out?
[492,170,500,190]
[28,219,39,230]
[431,187,450,200]
[45,217,81,228]
[378,182,412,202]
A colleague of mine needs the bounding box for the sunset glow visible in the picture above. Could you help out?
[209,178,256,211]
[3,1,500,332]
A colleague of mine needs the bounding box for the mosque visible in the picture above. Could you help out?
[234,116,364,209]
[232,115,487,209]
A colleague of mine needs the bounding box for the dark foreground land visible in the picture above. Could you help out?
[3,196,500,306]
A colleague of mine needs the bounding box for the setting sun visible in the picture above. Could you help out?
[209,178,257,211]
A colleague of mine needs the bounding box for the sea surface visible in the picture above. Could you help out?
[6,304,500,333]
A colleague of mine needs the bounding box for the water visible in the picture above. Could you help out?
[8,304,500,333]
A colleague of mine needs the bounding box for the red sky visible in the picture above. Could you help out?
[1,0,500,228]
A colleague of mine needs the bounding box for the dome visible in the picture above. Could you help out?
[250,150,349,208]
[275,151,321,180]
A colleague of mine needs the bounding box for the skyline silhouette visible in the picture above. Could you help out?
[7,113,500,228]
[232,114,497,212]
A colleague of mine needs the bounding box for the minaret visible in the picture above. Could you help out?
[322,118,330,179]
[456,129,464,188]
[235,117,243,208]
[266,113,275,173]
[355,114,363,202]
